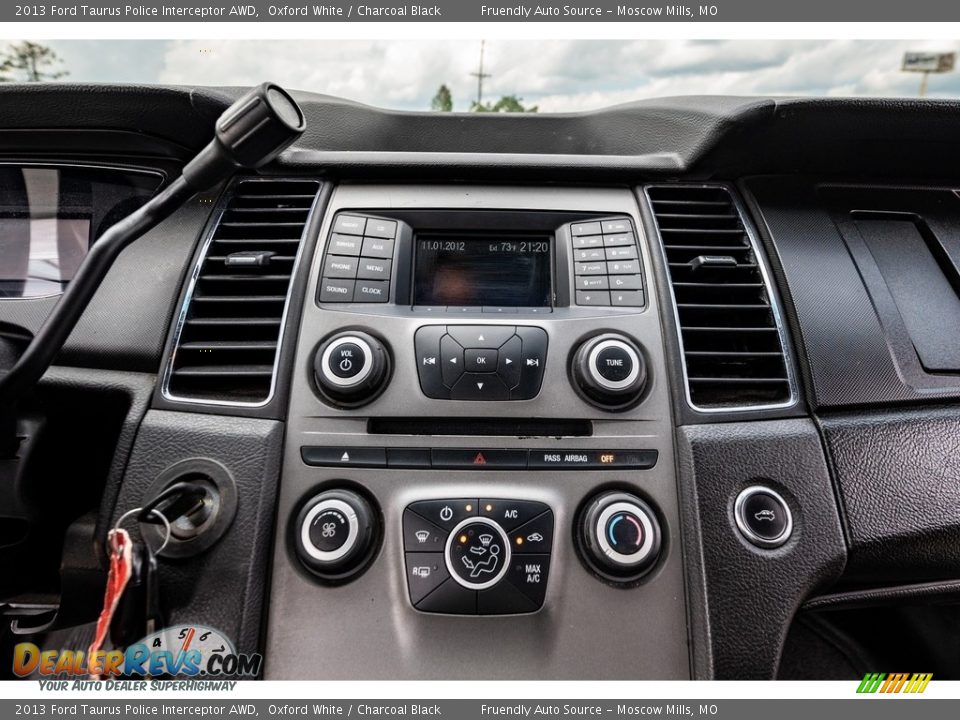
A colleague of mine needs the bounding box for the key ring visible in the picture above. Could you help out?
[112,507,172,556]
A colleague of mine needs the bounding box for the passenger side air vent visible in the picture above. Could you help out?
[165,178,320,405]
[646,185,794,410]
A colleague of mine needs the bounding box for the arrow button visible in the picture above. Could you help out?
[497,335,522,389]
[450,373,510,401]
[440,334,465,387]
[447,325,516,349]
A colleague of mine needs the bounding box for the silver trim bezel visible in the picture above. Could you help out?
[444,516,512,591]
[734,485,794,549]
[300,498,360,563]
[160,176,321,408]
[595,501,656,566]
[587,339,641,391]
[319,335,374,388]
[643,182,799,414]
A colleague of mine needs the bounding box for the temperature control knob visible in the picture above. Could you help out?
[313,331,390,406]
[571,334,647,409]
[294,489,380,582]
[577,491,661,583]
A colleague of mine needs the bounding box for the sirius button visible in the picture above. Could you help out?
[328,233,362,255]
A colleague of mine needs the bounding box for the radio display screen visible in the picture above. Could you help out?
[413,235,552,307]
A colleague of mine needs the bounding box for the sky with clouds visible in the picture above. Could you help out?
[9,39,960,112]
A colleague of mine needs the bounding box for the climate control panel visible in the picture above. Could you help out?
[403,498,554,614]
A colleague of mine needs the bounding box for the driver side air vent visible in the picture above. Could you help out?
[165,178,320,405]
[646,185,794,411]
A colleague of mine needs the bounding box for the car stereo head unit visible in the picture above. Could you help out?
[413,234,553,308]
[315,208,645,313]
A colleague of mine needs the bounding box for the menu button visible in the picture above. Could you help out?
[357,258,392,280]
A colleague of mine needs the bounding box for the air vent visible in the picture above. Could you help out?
[165,178,320,405]
[646,185,794,411]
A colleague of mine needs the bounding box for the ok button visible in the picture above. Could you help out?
[465,348,498,372]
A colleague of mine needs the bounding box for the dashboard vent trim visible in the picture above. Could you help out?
[162,177,321,408]
[644,183,797,413]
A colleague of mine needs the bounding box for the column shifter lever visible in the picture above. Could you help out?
[0,82,306,422]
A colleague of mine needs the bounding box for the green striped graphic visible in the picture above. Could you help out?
[857,673,886,693]
[857,672,932,694]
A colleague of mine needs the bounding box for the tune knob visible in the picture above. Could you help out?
[577,491,661,583]
[294,489,380,582]
[313,331,390,406]
[571,333,647,409]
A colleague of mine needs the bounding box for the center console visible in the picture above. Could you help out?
[265,186,688,679]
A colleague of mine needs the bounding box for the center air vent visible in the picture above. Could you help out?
[165,178,320,406]
[646,185,794,411]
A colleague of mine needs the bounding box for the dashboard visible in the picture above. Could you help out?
[3,84,960,680]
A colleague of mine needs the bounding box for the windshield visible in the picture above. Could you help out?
[1,39,958,111]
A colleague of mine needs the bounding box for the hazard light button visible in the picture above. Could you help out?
[431,449,527,470]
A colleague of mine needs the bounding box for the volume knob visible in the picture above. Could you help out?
[313,331,390,406]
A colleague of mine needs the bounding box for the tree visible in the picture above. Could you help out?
[470,95,538,113]
[0,42,69,82]
[431,84,454,112]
